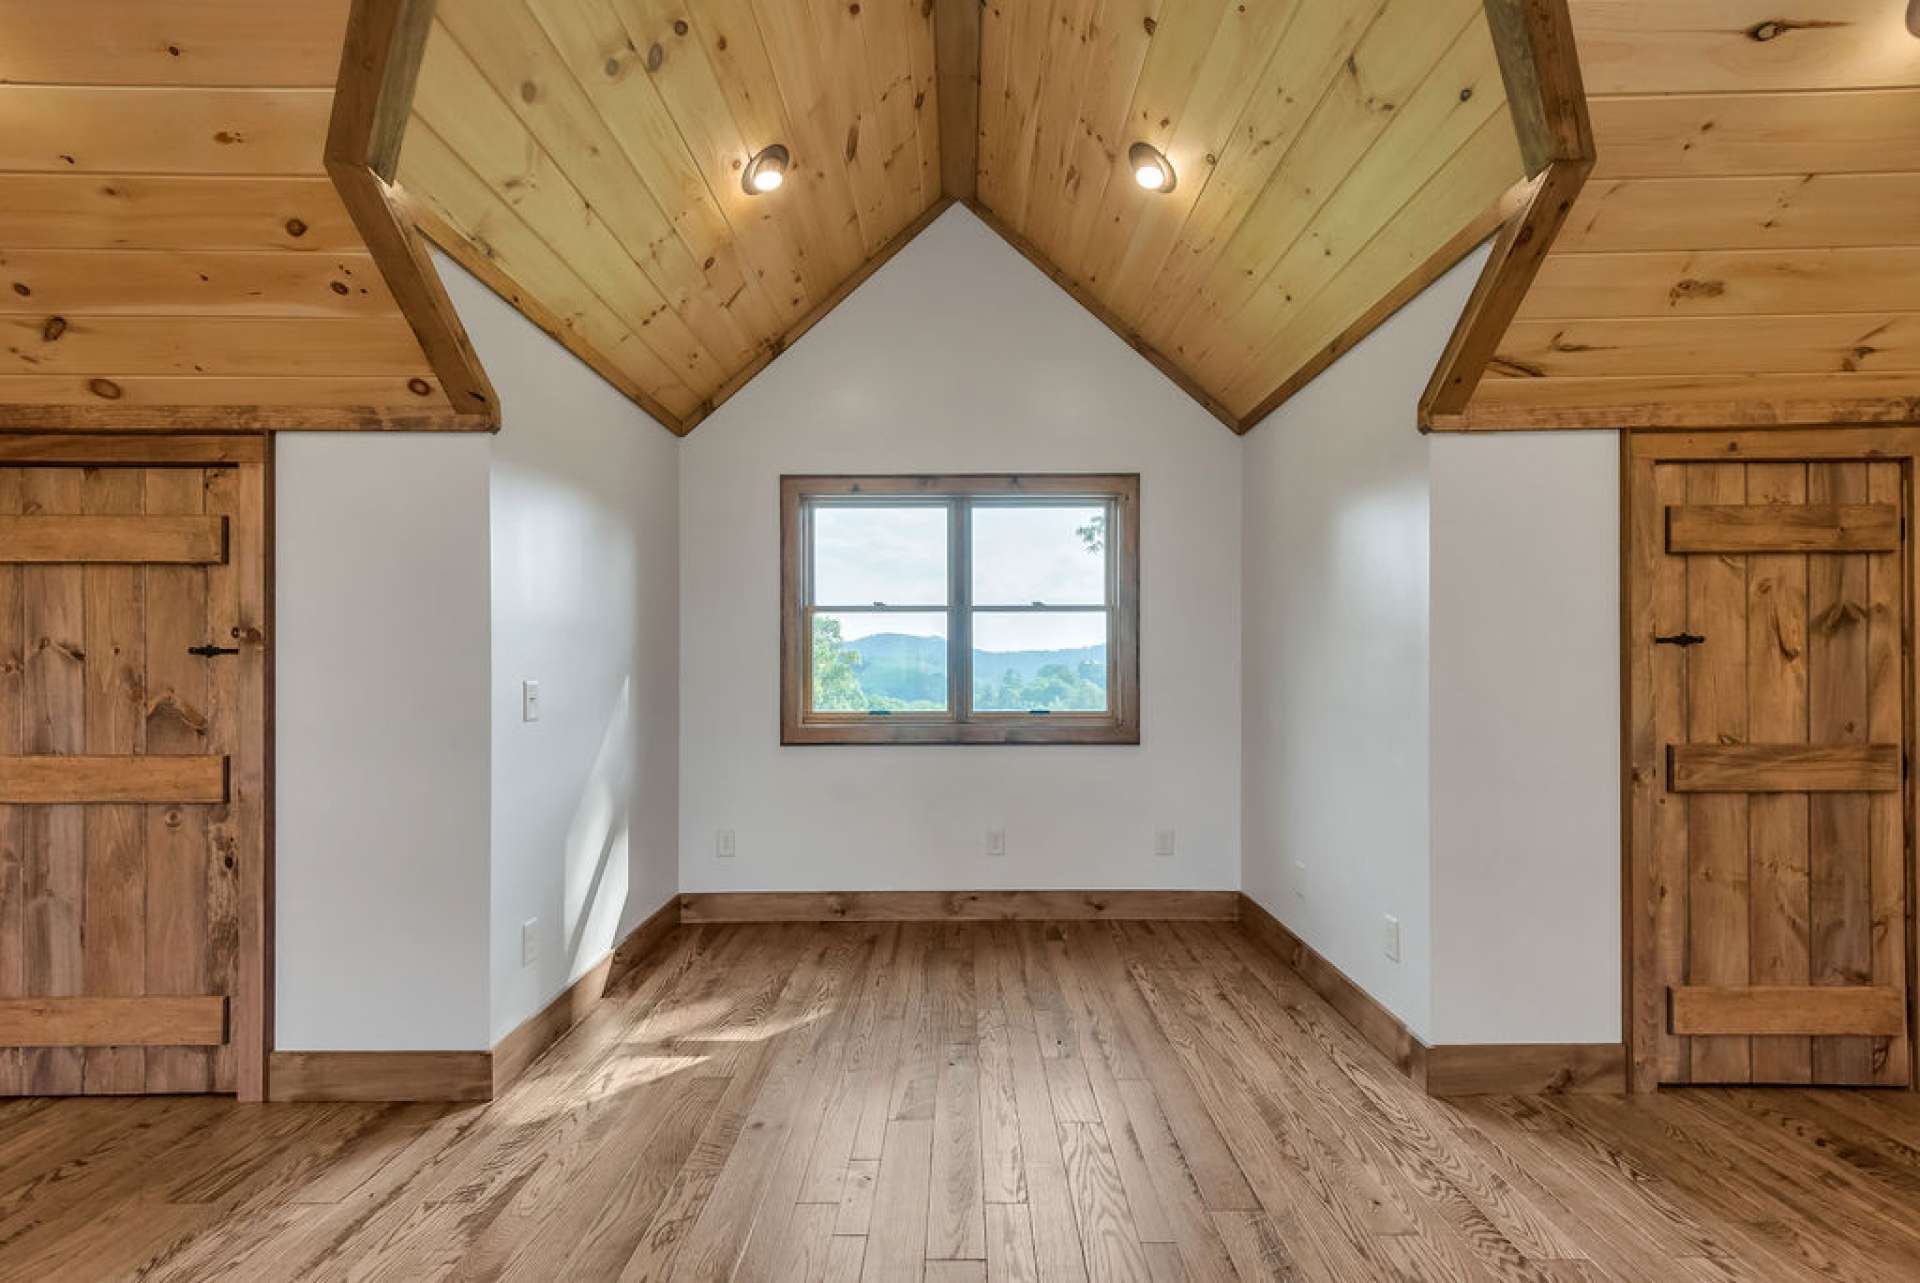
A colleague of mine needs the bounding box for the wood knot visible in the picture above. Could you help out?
[213,130,242,145]
[848,2,860,13]
[1668,277,1726,304]
[407,377,433,397]
[845,121,859,162]
[10,283,28,297]
[1459,86,1472,101]
[1143,16,1156,34]
[520,80,539,104]
[646,43,664,71]
[604,57,622,78]
[87,377,122,400]
[717,34,728,50]
[329,280,349,295]
[284,217,308,238]
[40,316,66,342]
[673,18,688,33]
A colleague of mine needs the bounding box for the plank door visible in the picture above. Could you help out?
[0,462,266,1097]
[1630,443,1912,1088]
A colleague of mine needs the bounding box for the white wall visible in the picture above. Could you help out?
[1238,252,1485,1041]
[680,206,1242,893]
[437,254,682,1045]
[276,433,493,1051]
[1430,432,1619,1044]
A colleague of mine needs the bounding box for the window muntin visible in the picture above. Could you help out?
[782,476,1138,745]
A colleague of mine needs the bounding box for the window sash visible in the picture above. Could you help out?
[800,492,1119,724]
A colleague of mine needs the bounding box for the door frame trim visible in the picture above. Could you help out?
[1623,428,1920,1092]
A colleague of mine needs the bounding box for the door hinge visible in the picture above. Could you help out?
[1653,632,1705,648]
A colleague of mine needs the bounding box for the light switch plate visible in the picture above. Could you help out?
[521,919,539,967]
[986,828,1006,857]
[521,679,540,722]
[1154,829,1176,858]
[716,829,736,858]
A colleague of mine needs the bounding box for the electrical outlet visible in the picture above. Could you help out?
[1154,829,1176,858]
[716,829,736,858]
[1292,860,1307,900]
[1383,914,1402,963]
[522,679,540,722]
[986,828,1006,857]
[521,918,539,967]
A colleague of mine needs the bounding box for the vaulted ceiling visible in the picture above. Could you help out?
[398,0,1551,433]
[0,0,494,431]
[1424,0,1920,430]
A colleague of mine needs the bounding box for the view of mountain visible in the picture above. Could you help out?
[812,624,1108,712]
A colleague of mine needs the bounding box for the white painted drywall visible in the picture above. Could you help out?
[275,432,493,1051]
[1237,251,1488,1042]
[435,253,683,1046]
[1430,431,1620,1044]
[679,205,1242,893]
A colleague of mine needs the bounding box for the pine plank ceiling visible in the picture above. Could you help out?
[0,0,494,431]
[398,0,1544,434]
[1428,0,1920,430]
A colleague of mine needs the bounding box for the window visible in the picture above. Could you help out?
[781,475,1140,745]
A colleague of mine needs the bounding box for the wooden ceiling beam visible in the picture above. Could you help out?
[933,0,981,202]
[1420,0,1592,428]
[327,0,497,428]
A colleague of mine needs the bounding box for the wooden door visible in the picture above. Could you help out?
[0,452,266,1098]
[1628,431,1916,1090]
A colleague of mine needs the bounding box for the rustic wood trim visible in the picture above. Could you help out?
[0,996,227,1048]
[1667,743,1901,794]
[1238,895,1625,1096]
[0,403,487,433]
[269,897,681,1102]
[1670,985,1908,1038]
[0,754,228,805]
[1421,1042,1627,1096]
[327,0,498,429]
[0,434,268,465]
[1422,1,1591,430]
[933,0,981,201]
[1624,428,1920,1092]
[267,1050,494,1103]
[490,895,681,1096]
[962,199,1242,433]
[779,473,1141,746]
[1236,894,1429,1083]
[0,515,226,564]
[1419,160,1591,427]
[1483,0,1592,178]
[1667,503,1900,553]
[1440,382,1920,433]
[682,891,1239,924]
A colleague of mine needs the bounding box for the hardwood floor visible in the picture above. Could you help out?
[2,919,1918,1281]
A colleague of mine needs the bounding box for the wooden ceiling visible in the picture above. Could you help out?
[397,0,949,434]
[1425,0,1920,430]
[397,0,1546,434]
[0,0,493,431]
[971,0,1531,430]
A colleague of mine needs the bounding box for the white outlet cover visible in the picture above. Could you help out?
[1383,914,1402,963]
[1292,861,1307,899]
[1154,829,1176,858]
[716,829,737,858]
[986,828,1007,857]
[521,918,539,966]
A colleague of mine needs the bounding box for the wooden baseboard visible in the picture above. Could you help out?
[678,889,1240,923]
[269,895,683,1103]
[1236,894,1428,1080]
[267,1050,494,1103]
[490,895,682,1095]
[1235,894,1622,1097]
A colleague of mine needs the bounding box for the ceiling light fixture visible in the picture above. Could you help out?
[743,144,789,195]
[1129,141,1175,193]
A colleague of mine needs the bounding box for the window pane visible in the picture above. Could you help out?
[971,611,1107,712]
[811,612,949,712]
[971,503,1108,606]
[812,504,947,606]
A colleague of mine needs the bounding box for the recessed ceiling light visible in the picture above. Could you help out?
[744,144,789,195]
[1129,141,1175,193]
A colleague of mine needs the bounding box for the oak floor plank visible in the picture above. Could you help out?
[0,920,1914,1282]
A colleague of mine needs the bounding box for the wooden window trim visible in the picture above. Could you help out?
[781,475,1141,746]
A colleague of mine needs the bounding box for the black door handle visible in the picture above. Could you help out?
[188,643,241,657]
[1653,632,1704,647]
